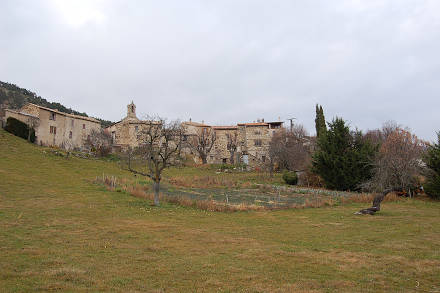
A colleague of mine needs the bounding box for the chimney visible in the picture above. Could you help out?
[189,118,192,122]
[262,118,264,122]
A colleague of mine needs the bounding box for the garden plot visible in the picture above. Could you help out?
[160,186,349,208]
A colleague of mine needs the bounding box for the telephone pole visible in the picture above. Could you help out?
[287,117,296,132]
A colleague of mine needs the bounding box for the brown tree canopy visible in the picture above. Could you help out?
[185,126,216,164]
[364,126,427,192]
[268,124,311,172]
[84,128,112,157]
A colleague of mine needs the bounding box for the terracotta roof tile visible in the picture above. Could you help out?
[212,126,238,130]
[237,122,269,126]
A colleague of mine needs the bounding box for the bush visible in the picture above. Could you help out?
[424,132,440,199]
[298,169,324,187]
[282,170,298,185]
[4,117,35,142]
[424,176,440,199]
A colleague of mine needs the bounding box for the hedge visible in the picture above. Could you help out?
[5,117,36,142]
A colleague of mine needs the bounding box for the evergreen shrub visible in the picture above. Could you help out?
[4,117,35,142]
[424,132,440,199]
[283,170,298,185]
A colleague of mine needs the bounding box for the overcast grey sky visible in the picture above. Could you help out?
[1,0,439,141]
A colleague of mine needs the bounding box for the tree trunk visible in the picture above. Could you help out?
[201,154,207,164]
[230,152,235,164]
[153,180,160,206]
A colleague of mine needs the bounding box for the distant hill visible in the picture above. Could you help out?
[0,81,113,128]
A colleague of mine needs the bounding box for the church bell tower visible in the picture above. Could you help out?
[127,101,137,119]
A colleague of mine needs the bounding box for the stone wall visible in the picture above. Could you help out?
[5,104,101,149]
[107,121,160,149]
[210,127,238,164]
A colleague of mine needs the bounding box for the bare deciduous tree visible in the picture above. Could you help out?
[186,126,216,164]
[268,125,311,172]
[120,146,135,170]
[364,127,427,194]
[364,120,400,146]
[84,129,112,157]
[61,139,74,158]
[126,117,184,206]
[226,132,238,164]
[26,116,39,142]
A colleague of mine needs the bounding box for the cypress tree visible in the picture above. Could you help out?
[312,117,376,191]
[315,104,327,137]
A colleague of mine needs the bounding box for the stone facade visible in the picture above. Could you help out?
[106,103,284,165]
[181,119,283,165]
[237,122,282,165]
[4,103,101,149]
[211,126,239,164]
[106,102,160,150]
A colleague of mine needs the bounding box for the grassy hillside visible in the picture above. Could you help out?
[0,129,439,292]
[0,81,113,127]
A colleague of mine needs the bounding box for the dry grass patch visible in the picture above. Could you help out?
[2,129,440,292]
[341,191,404,204]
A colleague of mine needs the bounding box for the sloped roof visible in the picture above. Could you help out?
[5,109,39,119]
[237,122,269,126]
[25,103,100,123]
[106,118,161,129]
[212,125,238,130]
[182,121,211,127]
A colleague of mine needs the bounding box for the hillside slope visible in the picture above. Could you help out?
[0,129,439,292]
[0,81,113,127]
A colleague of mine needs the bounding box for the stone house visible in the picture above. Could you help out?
[106,102,284,165]
[106,102,160,151]
[211,126,239,164]
[4,103,101,148]
[181,119,283,165]
[180,121,214,163]
[237,121,283,165]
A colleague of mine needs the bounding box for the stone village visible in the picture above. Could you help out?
[4,101,284,166]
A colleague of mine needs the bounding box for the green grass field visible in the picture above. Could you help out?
[1,128,439,292]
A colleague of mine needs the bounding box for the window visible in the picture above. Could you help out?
[83,124,85,129]
[254,130,261,135]
[262,156,266,162]
[69,131,72,139]
[87,135,90,140]
[49,112,56,120]
[254,139,262,146]
[222,158,227,164]
[135,126,139,132]
[183,135,188,142]
[50,126,57,134]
